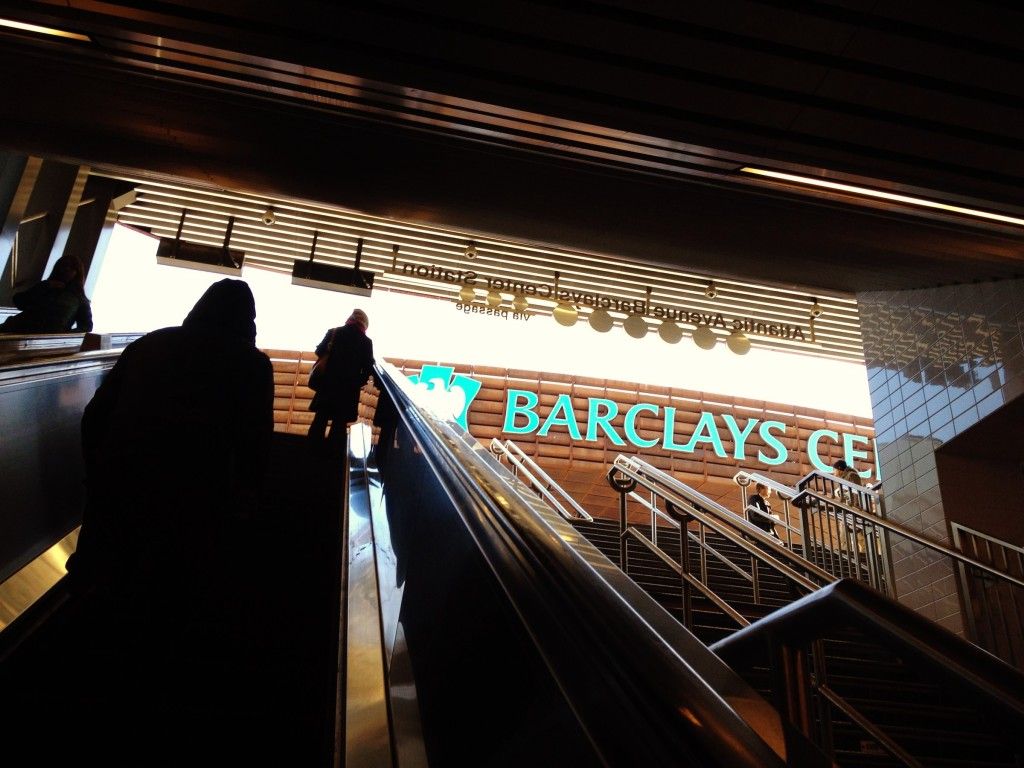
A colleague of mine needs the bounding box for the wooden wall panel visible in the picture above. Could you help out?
[264,350,875,521]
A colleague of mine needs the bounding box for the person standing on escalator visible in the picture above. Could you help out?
[306,308,374,456]
[67,278,274,596]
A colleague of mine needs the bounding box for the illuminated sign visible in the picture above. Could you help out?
[501,389,872,479]
[408,364,481,430]
[406,369,873,479]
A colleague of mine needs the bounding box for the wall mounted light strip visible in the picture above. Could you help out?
[740,167,1024,228]
[0,18,90,42]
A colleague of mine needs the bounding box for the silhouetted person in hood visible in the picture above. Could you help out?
[68,279,274,595]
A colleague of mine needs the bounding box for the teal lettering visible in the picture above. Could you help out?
[758,421,788,465]
[662,406,689,451]
[722,414,758,460]
[538,394,582,440]
[586,398,626,445]
[625,403,659,448]
[807,429,840,472]
[843,433,871,479]
[502,390,540,434]
[682,412,727,457]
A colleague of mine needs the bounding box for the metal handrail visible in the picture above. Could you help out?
[489,438,593,522]
[374,362,804,767]
[613,455,834,588]
[798,488,1024,590]
[737,469,1024,591]
[712,578,1024,766]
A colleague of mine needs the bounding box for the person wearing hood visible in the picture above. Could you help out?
[307,308,374,453]
[67,278,274,593]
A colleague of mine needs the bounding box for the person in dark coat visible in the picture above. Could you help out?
[747,483,781,539]
[67,278,274,594]
[307,308,374,454]
[0,253,93,333]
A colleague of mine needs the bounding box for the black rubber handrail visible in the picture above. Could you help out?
[374,362,829,768]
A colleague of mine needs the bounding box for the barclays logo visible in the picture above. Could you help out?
[407,365,482,430]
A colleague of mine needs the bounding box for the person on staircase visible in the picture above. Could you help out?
[747,483,782,539]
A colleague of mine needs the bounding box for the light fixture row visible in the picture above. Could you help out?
[459,286,751,354]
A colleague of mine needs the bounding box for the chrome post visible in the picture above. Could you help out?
[782,498,794,551]
[619,487,628,571]
[679,514,693,629]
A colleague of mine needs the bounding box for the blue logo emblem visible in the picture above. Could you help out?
[407,365,482,430]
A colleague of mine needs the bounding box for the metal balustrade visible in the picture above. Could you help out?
[737,469,1024,670]
[489,438,593,522]
[951,523,1024,671]
[607,455,836,632]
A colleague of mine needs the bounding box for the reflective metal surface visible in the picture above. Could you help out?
[0,527,77,630]
[373,361,813,766]
[344,422,394,768]
[0,350,120,584]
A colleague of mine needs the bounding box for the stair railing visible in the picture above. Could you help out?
[737,470,1024,670]
[712,578,1024,768]
[951,523,1024,671]
[609,455,836,631]
[489,438,593,522]
[735,469,894,593]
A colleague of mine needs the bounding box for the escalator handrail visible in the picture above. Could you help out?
[373,362,806,768]
[710,577,1024,724]
[0,348,123,383]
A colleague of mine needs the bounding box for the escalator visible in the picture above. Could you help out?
[6,349,1021,767]
[0,351,809,766]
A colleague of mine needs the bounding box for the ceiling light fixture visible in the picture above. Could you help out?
[623,313,648,338]
[658,320,682,344]
[726,329,751,355]
[156,209,243,276]
[740,167,1024,228]
[465,242,478,259]
[459,284,476,303]
[0,18,90,41]
[693,325,716,350]
[705,281,718,299]
[291,235,374,296]
[588,307,613,332]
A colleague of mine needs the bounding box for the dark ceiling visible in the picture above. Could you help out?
[0,1,1022,294]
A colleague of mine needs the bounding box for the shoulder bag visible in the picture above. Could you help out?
[307,328,337,392]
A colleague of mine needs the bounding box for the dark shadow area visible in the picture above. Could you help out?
[0,433,344,766]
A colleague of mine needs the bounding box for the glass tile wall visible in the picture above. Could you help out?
[858,278,1024,634]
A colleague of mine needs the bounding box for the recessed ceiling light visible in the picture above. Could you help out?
[0,18,90,42]
[740,167,1024,228]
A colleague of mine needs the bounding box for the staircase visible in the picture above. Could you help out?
[572,517,1022,768]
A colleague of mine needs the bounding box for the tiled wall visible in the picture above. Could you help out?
[858,278,1024,633]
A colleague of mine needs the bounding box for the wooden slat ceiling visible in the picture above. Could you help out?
[0,2,1022,293]
[107,171,864,361]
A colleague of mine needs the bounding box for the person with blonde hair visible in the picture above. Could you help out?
[307,308,374,454]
